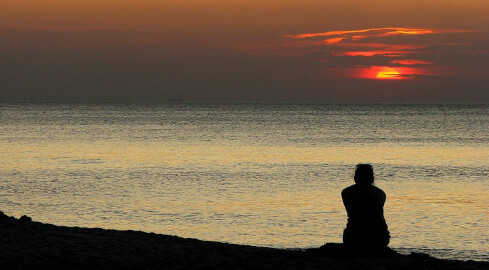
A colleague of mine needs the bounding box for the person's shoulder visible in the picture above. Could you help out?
[371,185,386,197]
[341,184,356,196]
[371,185,383,191]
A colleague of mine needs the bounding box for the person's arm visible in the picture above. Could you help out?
[341,188,351,214]
[380,189,386,206]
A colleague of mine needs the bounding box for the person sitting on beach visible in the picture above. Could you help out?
[341,164,390,250]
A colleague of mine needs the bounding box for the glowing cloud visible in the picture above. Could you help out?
[281,27,476,79]
[284,27,472,40]
[323,37,344,44]
[391,60,434,66]
[284,27,435,39]
[340,51,409,57]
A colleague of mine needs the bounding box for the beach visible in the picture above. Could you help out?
[1,212,487,269]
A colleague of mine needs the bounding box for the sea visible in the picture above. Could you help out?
[0,102,487,261]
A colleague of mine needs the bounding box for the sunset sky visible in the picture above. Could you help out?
[1,1,489,102]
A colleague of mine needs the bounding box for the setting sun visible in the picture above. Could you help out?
[376,68,401,79]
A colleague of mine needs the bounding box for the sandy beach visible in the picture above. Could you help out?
[0,212,486,270]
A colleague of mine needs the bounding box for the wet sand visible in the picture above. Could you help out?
[0,212,486,270]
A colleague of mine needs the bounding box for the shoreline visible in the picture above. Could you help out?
[1,212,487,269]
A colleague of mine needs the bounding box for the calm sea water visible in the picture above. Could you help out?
[0,103,487,261]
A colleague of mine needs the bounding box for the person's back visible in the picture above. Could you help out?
[342,164,390,249]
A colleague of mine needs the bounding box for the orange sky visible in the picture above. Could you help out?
[1,1,489,101]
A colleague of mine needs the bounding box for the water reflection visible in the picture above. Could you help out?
[0,103,487,261]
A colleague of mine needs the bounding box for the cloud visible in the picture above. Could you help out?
[339,51,409,57]
[280,27,483,79]
[284,27,473,40]
[390,59,434,66]
[323,37,344,44]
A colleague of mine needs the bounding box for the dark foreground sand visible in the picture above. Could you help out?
[0,212,487,270]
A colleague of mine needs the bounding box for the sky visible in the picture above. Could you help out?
[1,0,489,102]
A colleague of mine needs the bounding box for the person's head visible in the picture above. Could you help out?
[354,164,374,185]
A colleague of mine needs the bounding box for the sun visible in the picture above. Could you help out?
[376,68,401,79]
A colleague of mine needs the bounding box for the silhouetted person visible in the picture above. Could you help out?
[342,164,390,252]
